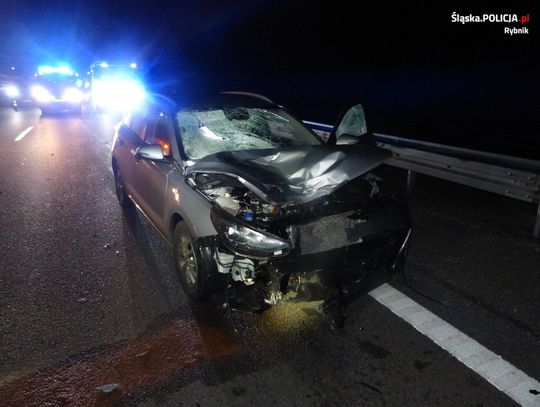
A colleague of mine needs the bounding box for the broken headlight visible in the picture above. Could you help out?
[210,206,290,258]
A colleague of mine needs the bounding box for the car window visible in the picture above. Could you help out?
[144,116,173,156]
[125,112,147,141]
[176,107,321,160]
[142,120,155,143]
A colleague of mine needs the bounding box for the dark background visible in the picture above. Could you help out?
[0,0,538,158]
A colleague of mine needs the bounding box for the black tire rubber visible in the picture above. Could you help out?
[173,221,211,300]
[113,165,134,208]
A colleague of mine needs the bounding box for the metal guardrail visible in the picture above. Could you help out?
[304,121,540,238]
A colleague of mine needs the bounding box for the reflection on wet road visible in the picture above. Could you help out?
[0,296,324,406]
[1,317,237,406]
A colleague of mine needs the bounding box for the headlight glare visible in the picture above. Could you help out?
[63,87,82,103]
[5,85,20,98]
[31,85,53,103]
[92,79,145,111]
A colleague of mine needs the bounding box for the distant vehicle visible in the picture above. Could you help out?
[111,92,412,328]
[1,80,20,109]
[30,66,84,114]
[86,61,145,112]
[1,74,33,110]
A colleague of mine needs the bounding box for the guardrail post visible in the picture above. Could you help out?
[534,204,540,239]
[407,170,416,195]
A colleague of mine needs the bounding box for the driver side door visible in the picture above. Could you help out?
[131,109,175,234]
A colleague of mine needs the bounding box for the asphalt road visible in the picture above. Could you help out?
[0,107,538,406]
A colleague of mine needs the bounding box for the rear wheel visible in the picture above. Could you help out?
[113,165,133,208]
[173,221,212,300]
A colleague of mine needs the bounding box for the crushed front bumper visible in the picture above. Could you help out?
[270,227,411,298]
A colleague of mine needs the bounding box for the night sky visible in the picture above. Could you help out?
[1,0,538,158]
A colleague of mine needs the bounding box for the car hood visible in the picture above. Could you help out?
[186,144,392,204]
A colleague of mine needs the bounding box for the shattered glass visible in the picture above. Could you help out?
[177,107,321,160]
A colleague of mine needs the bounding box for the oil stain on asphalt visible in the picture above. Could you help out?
[0,318,238,406]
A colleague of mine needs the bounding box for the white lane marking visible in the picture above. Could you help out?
[14,126,34,142]
[369,284,540,407]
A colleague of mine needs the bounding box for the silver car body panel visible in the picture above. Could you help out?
[113,122,217,241]
[162,169,217,239]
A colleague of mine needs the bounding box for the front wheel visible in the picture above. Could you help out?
[173,221,212,300]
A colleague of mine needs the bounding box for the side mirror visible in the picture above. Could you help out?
[135,144,166,161]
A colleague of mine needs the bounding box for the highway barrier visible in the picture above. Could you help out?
[304,121,540,238]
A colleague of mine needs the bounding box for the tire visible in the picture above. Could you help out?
[113,164,134,208]
[173,221,213,300]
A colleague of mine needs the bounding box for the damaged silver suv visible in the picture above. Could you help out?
[111,93,411,327]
